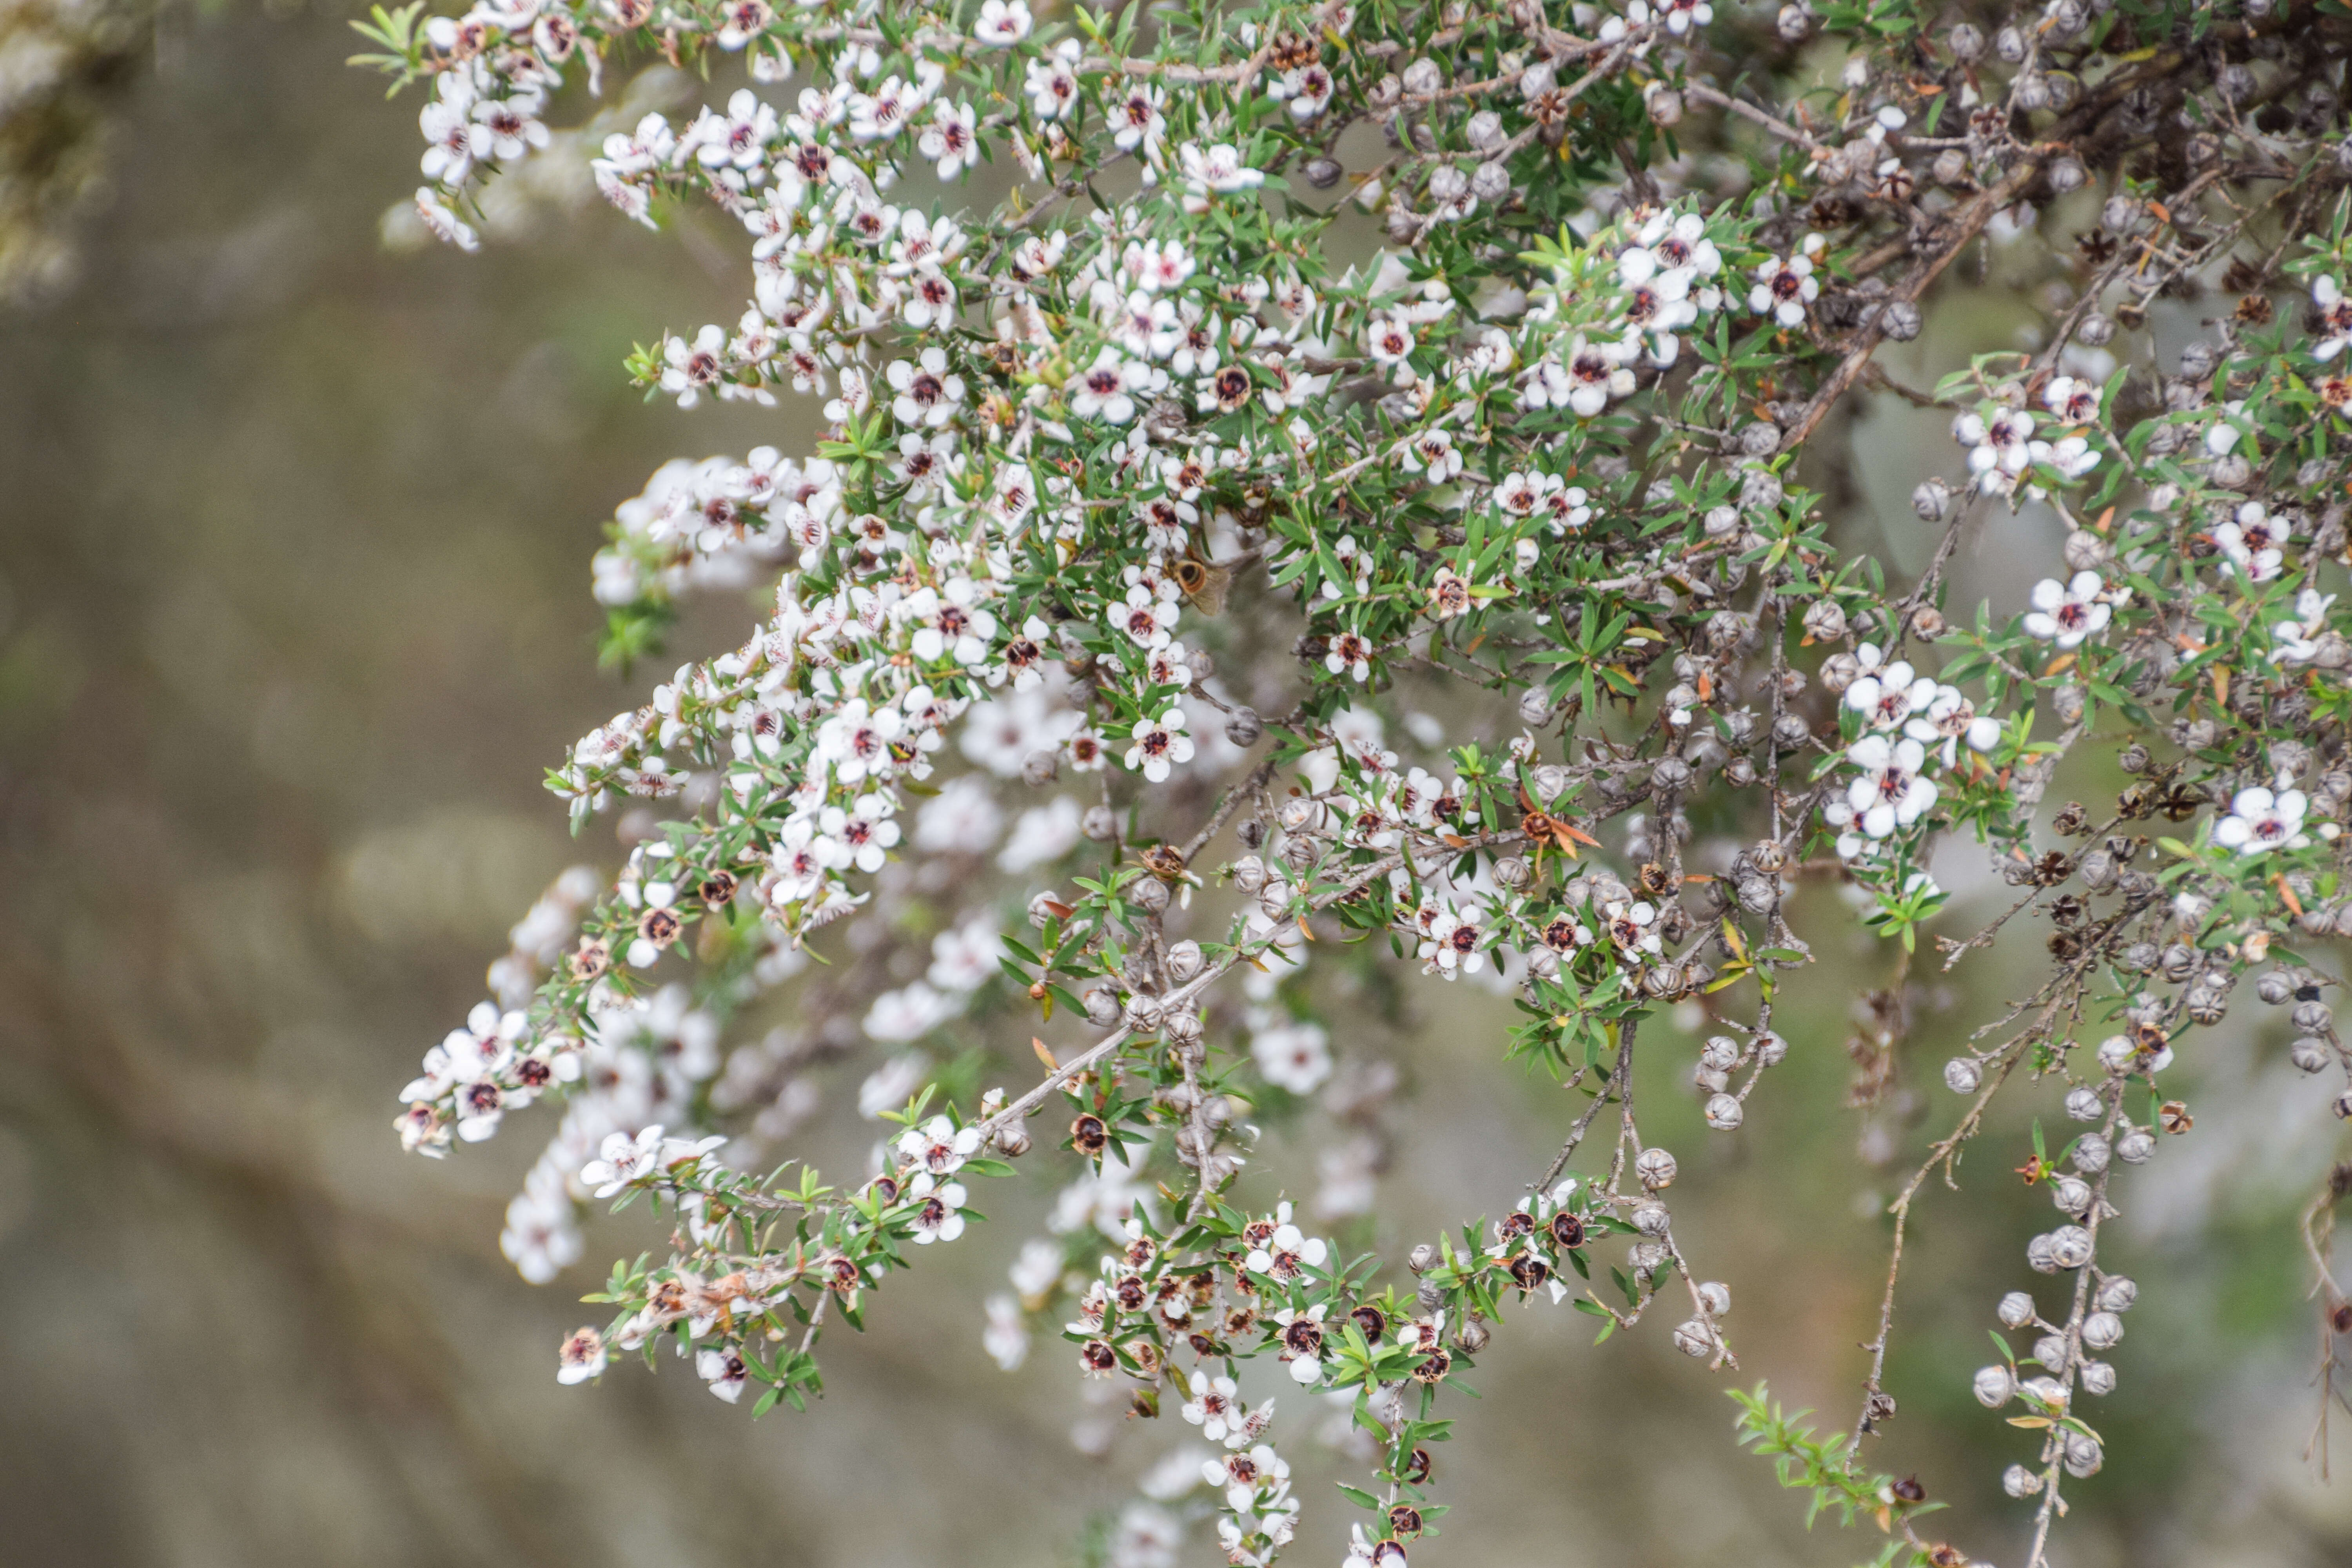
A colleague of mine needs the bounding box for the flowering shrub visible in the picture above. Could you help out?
[359,0,2352,1563]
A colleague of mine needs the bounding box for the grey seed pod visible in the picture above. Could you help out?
[1704,1093,1744,1131]
[2180,340,2222,379]
[1028,890,1066,929]
[1416,1277,1446,1312]
[1230,854,1268,894]
[2294,999,2335,1033]
[2076,312,2115,347]
[1880,300,1923,341]
[1998,1292,2038,1328]
[2116,1129,2156,1163]
[1775,3,1811,40]
[2050,1176,2092,1215]
[2051,682,2087,726]
[2118,743,2150,775]
[1082,804,1118,842]
[1492,855,1531,891]
[2095,1277,2138,1313]
[1652,755,1695,792]
[2050,1225,2094,1269]
[1632,1201,1672,1236]
[2212,453,2252,490]
[1516,686,1556,726]
[1697,1280,1731,1316]
[1754,1032,1789,1067]
[1803,598,1849,642]
[1400,56,1442,95]
[1820,652,1862,696]
[2336,1089,2352,1121]
[2257,969,2295,1005]
[1278,833,1321,874]
[2066,1087,2105,1123]
[1163,1007,1203,1047]
[1973,1365,2015,1407]
[1524,946,1561,981]
[1303,156,1343,189]
[1636,1146,1679,1191]
[2291,1038,2332,1073]
[2063,1431,2103,1478]
[1630,1241,1671,1276]
[1933,148,1969,186]
[2072,1133,2110,1174]
[1994,25,2027,61]
[2025,1234,2060,1274]
[1700,1036,1741,1073]
[1740,421,1782,457]
[1225,706,1263,747]
[1647,89,1683,127]
[1123,993,1165,1033]
[1236,818,1265,850]
[1131,877,1170,915]
[2334,905,2352,940]
[2033,1334,2070,1370]
[1425,163,1468,203]
[1947,22,1985,60]
[1518,62,1555,98]
[1083,986,1123,1027]
[1672,1318,1718,1357]
[2079,1359,2117,1396]
[1913,477,1952,521]
[1464,109,1505,151]
[1944,1057,1983,1094]
[1454,1316,1492,1353]
[1022,748,1060,787]
[2076,849,2117,892]
[2096,1034,2136,1073]
[2081,1310,2124,1350]
[1408,1243,1437,1274]
[2160,944,2198,983]
[1531,763,1572,801]
[2047,157,2086,194]
[1165,940,1203,984]
[1772,713,1813,749]
[1695,1067,1731,1096]
[994,1122,1031,1158]
[2103,194,2140,232]
[2119,940,2158,972]
[2003,1464,2043,1497]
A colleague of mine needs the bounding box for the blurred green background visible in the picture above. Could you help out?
[4,7,2352,1566]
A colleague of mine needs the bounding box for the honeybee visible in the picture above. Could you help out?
[1171,551,1231,615]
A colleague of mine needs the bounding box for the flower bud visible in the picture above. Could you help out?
[1973,1364,2015,1407]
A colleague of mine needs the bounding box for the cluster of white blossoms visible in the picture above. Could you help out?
[359,0,2352,1563]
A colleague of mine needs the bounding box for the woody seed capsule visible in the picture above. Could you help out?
[2079,1359,2117,1396]
[1998,1292,2038,1328]
[2116,1129,2156,1163]
[1635,1147,1679,1190]
[1973,1365,2014,1407]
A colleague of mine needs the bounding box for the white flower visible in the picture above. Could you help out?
[1178,141,1264,209]
[2214,784,2309,856]
[1070,347,1153,423]
[1419,905,1486,976]
[1658,0,1711,34]
[1244,1221,1328,1282]
[1954,405,2037,476]
[413,187,479,251]
[1904,684,2002,765]
[1125,708,1195,781]
[696,1346,750,1402]
[918,98,980,179]
[1181,1372,1246,1443]
[2213,501,2286,583]
[973,0,1032,45]
[2270,588,2337,664]
[1599,899,1661,963]
[2021,570,2113,648]
[1561,333,1635,416]
[887,347,965,426]
[659,324,729,408]
[1253,1021,1332,1094]
[983,1293,1030,1370]
[2314,275,2352,360]
[906,1172,969,1243]
[1843,660,1931,730]
[1025,41,1083,119]
[1400,427,1463,481]
[1845,734,1937,838]
[1748,235,1823,327]
[1107,84,1167,158]
[2043,375,2100,425]
[579,1124,667,1196]
[896,1112,984,1175]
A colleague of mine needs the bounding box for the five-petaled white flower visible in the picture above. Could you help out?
[2021,570,2114,648]
[1125,708,1194,781]
[2214,784,2309,856]
[1846,734,1937,838]
[1748,234,1823,327]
